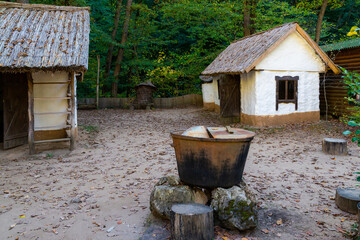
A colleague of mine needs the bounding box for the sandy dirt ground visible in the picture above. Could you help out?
[0,108,359,240]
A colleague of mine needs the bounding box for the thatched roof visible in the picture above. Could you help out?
[202,22,340,75]
[135,81,156,89]
[0,2,90,72]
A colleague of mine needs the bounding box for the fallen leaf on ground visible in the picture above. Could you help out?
[276,219,283,225]
[261,229,270,234]
[19,215,25,218]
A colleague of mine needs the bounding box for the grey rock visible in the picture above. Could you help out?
[155,175,181,186]
[70,198,82,204]
[211,186,257,231]
[150,176,208,219]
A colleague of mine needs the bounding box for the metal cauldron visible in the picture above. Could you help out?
[171,126,255,188]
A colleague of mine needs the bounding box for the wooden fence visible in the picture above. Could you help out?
[78,94,203,109]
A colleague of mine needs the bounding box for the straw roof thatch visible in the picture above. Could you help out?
[202,22,340,75]
[0,2,90,72]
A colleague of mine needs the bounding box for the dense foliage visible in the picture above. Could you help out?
[12,0,360,97]
[341,67,360,147]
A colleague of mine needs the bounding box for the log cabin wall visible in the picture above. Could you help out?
[320,46,360,117]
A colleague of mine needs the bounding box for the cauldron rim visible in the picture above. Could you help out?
[170,129,255,143]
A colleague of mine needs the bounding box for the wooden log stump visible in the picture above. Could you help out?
[358,203,360,233]
[170,203,214,240]
[322,138,347,155]
[335,188,360,214]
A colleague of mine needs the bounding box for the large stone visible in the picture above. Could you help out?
[211,186,257,231]
[150,176,209,219]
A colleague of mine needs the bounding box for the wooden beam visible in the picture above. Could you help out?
[70,72,76,151]
[295,24,341,74]
[27,73,35,155]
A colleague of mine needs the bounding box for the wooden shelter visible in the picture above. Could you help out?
[201,22,340,126]
[320,39,360,117]
[0,2,90,153]
[132,81,156,109]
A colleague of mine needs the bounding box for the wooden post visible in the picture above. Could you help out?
[322,138,347,155]
[27,73,35,154]
[96,55,100,109]
[170,203,214,240]
[70,72,76,151]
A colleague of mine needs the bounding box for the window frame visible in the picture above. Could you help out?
[275,76,299,111]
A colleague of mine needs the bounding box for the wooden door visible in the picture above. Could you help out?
[219,75,241,118]
[2,73,28,149]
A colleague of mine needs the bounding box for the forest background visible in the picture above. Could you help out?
[4,0,360,98]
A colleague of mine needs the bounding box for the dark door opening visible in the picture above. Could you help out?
[1,73,28,149]
[0,74,3,145]
[219,75,241,119]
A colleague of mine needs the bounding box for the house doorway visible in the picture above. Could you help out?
[0,73,28,149]
[219,75,241,120]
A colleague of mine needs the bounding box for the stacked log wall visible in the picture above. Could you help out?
[320,47,360,117]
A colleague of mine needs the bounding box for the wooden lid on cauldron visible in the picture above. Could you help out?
[181,126,255,139]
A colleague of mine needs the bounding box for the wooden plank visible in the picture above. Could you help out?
[34,138,70,144]
[33,82,70,84]
[35,125,71,130]
[70,72,76,151]
[27,73,35,154]
[34,111,71,115]
[34,97,71,100]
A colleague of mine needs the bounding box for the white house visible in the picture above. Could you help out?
[201,22,340,127]
[0,2,90,153]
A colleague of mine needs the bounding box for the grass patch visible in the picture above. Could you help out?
[79,125,99,133]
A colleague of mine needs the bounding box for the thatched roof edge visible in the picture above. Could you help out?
[0,2,90,11]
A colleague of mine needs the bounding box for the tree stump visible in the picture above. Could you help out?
[335,188,360,214]
[170,203,214,240]
[322,138,347,155]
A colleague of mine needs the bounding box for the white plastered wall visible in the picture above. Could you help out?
[32,71,77,130]
[240,31,326,116]
[201,75,220,107]
[253,71,320,115]
[202,83,215,104]
[255,31,325,72]
[240,71,256,115]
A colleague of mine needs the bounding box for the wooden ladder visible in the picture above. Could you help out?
[28,72,76,154]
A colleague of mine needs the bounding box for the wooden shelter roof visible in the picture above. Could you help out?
[321,38,360,52]
[202,22,340,75]
[0,2,90,72]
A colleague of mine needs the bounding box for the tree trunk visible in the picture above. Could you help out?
[170,203,214,240]
[315,0,328,44]
[243,0,257,37]
[112,0,133,97]
[249,0,257,35]
[243,0,251,37]
[104,0,123,79]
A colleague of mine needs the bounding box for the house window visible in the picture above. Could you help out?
[275,76,299,111]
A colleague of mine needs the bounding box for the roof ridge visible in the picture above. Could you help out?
[0,2,90,11]
[232,22,298,44]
